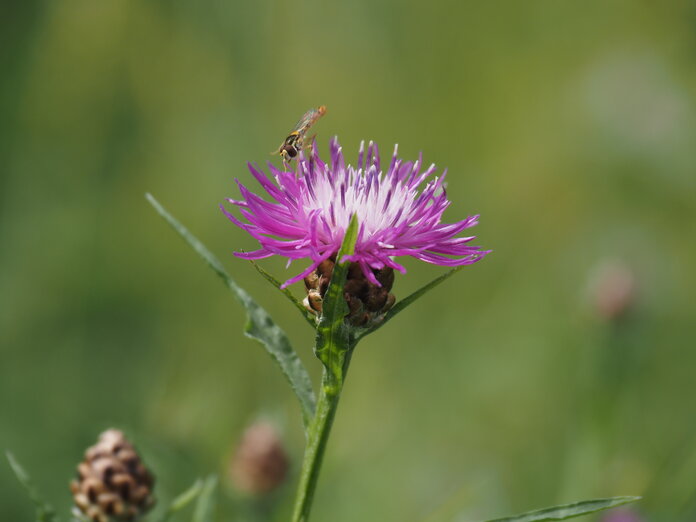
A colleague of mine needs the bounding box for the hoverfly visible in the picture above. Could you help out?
[274,105,326,163]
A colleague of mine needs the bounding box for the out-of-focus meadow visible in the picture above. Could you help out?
[2,1,695,520]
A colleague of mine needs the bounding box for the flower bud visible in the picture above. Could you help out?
[70,429,155,522]
[229,421,289,495]
[587,260,636,321]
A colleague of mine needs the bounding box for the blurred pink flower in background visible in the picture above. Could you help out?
[587,259,637,321]
[601,507,644,522]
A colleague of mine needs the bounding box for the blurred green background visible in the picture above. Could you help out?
[2,1,695,521]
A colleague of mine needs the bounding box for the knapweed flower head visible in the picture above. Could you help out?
[223,137,489,289]
[70,429,155,522]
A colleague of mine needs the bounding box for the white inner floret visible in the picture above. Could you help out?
[300,164,424,239]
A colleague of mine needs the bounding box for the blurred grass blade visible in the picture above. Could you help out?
[191,475,217,522]
[358,266,463,340]
[6,451,58,522]
[146,193,316,430]
[170,479,204,512]
[249,260,316,328]
[154,478,204,522]
[482,496,641,522]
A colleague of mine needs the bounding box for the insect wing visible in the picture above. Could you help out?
[273,106,326,161]
[292,106,326,135]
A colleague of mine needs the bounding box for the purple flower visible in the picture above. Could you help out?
[223,138,489,288]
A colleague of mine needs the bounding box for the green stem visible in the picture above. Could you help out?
[290,365,346,522]
[291,215,359,522]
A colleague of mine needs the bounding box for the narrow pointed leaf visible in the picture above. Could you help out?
[6,452,58,522]
[191,475,217,522]
[249,260,316,327]
[170,479,204,512]
[314,215,359,383]
[153,478,204,522]
[146,194,316,430]
[482,496,641,522]
[358,266,463,340]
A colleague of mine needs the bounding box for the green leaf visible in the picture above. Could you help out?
[153,478,204,522]
[249,260,317,328]
[170,479,204,512]
[191,475,217,522]
[357,266,464,340]
[146,194,316,430]
[482,496,641,522]
[314,215,359,386]
[5,451,58,522]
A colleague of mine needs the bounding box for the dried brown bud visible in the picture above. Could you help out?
[230,422,289,495]
[70,429,155,522]
[302,257,396,326]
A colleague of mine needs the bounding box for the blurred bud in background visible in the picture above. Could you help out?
[70,429,155,522]
[229,421,289,495]
[601,507,644,522]
[587,259,637,321]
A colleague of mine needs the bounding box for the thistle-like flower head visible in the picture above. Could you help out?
[70,429,155,522]
[223,138,489,288]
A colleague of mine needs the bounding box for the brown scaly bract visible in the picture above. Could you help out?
[304,257,396,327]
[70,429,155,522]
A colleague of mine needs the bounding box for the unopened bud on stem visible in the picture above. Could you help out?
[70,429,155,522]
[230,421,289,495]
[587,260,636,321]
